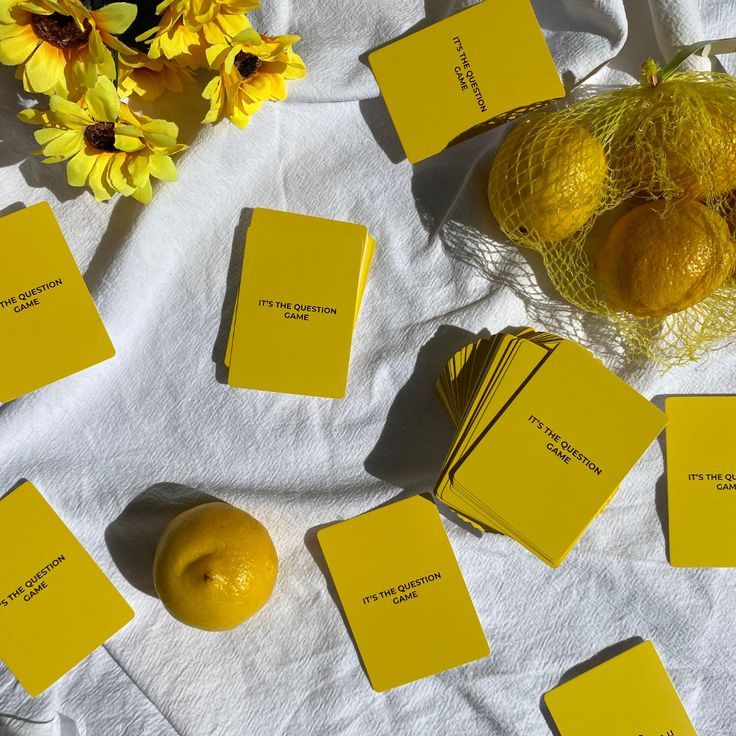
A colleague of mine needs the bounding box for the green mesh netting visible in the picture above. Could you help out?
[488,69,736,367]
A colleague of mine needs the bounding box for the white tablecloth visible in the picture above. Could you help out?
[1,1,735,734]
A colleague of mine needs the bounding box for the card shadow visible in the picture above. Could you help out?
[539,636,645,734]
[211,207,255,385]
[0,479,30,501]
[364,324,478,493]
[413,129,652,374]
[651,393,670,564]
[0,201,26,219]
[84,196,145,293]
[105,483,220,597]
[303,522,372,686]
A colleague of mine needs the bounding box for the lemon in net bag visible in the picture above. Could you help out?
[487,57,736,366]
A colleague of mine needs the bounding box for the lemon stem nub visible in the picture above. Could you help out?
[642,58,662,87]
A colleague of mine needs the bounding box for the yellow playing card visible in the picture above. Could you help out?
[666,396,736,567]
[317,495,489,691]
[226,208,374,398]
[0,482,133,697]
[544,641,698,735]
[0,203,115,403]
[368,0,564,163]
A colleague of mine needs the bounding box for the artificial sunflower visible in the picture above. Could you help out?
[118,48,193,100]
[202,29,305,129]
[141,0,258,69]
[0,0,137,97]
[19,76,187,203]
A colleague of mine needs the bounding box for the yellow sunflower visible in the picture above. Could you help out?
[0,0,137,97]
[140,0,258,69]
[202,29,305,129]
[19,76,187,203]
[118,49,193,100]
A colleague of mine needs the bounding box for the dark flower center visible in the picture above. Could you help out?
[234,52,262,81]
[84,122,117,152]
[31,12,90,49]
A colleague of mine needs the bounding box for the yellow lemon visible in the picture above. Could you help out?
[628,85,736,199]
[489,116,607,242]
[153,502,278,631]
[596,199,735,318]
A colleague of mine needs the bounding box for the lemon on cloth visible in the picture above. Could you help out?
[153,502,278,631]
[596,199,735,318]
[489,116,607,242]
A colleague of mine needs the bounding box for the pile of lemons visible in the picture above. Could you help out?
[488,63,736,328]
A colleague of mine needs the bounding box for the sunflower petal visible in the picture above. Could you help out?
[114,131,145,152]
[91,2,137,34]
[39,129,83,158]
[34,128,67,145]
[67,49,99,94]
[85,76,120,122]
[108,153,135,194]
[0,25,38,65]
[49,95,93,127]
[87,154,115,201]
[141,118,178,139]
[23,42,65,94]
[132,176,152,204]
[229,104,252,129]
[18,107,51,125]
[66,147,96,187]
[149,153,177,181]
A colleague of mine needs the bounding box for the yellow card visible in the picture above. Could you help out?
[227,208,374,398]
[317,495,489,691]
[451,340,666,565]
[0,203,115,403]
[666,396,736,567]
[0,482,133,697]
[544,641,698,735]
[368,0,564,163]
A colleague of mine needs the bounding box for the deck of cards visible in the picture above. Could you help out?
[434,329,666,566]
[225,208,374,399]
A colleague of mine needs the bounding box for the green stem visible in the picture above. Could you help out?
[658,37,736,82]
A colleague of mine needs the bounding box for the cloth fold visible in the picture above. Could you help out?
[1,1,735,734]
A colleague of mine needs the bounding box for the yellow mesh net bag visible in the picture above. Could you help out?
[488,56,736,367]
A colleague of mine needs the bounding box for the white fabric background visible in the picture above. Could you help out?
[1,0,735,734]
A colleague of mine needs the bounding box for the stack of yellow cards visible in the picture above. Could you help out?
[544,640,699,735]
[368,0,564,163]
[666,396,736,567]
[225,208,374,399]
[434,329,666,566]
[317,495,489,691]
[0,203,115,403]
[0,482,133,697]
